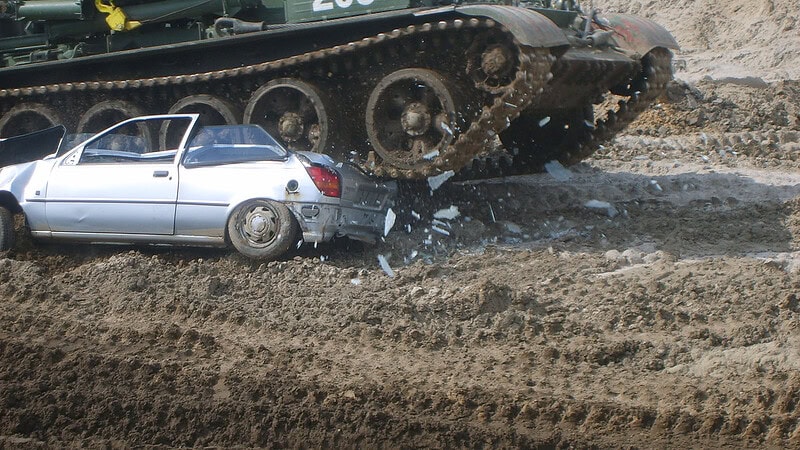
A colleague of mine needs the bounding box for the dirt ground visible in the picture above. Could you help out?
[2,1,800,448]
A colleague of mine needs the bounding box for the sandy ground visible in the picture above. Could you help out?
[2,0,800,448]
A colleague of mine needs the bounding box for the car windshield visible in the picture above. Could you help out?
[183,125,287,167]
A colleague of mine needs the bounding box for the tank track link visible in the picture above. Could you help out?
[458,47,673,179]
[0,19,556,181]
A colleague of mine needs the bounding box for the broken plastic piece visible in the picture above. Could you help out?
[431,219,449,228]
[585,199,618,218]
[423,150,440,160]
[377,254,395,278]
[649,180,663,192]
[433,205,460,220]
[503,222,522,234]
[427,170,455,191]
[440,122,453,135]
[432,226,450,236]
[544,160,572,182]
[384,208,396,236]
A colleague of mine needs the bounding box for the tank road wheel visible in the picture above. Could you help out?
[0,103,62,138]
[77,100,147,133]
[0,206,15,251]
[244,79,336,154]
[227,199,298,261]
[365,68,462,171]
[161,95,242,149]
[77,100,154,148]
[465,32,519,94]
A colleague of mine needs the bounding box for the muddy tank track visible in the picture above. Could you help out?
[376,45,554,179]
[0,19,556,180]
[568,47,674,163]
[459,47,673,179]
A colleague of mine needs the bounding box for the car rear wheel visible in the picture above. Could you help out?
[0,206,15,251]
[227,199,298,260]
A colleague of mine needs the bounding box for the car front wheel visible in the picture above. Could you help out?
[0,206,15,251]
[227,199,298,260]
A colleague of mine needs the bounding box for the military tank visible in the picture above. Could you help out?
[0,0,678,178]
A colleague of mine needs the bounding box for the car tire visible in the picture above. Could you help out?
[0,206,15,251]
[227,199,298,260]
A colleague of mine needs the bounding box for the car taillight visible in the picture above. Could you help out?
[305,165,341,198]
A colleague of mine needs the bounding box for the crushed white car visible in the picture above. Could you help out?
[0,114,396,260]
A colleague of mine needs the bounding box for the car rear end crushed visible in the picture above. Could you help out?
[291,151,397,244]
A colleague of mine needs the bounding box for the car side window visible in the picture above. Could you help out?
[183,125,287,167]
[76,118,191,165]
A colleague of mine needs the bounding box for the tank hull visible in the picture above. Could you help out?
[0,4,678,179]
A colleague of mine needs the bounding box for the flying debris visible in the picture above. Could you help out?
[585,200,619,218]
[433,205,460,220]
[427,170,455,191]
[544,160,572,182]
[377,254,395,278]
[432,226,450,236]
[649,180,663,192]
[384,208,396,236]
[423,150,440,160]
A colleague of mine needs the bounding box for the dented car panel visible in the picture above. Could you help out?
[0,114,396,259]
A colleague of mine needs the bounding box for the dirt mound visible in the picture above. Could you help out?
[3,142,800,447]
[596,0,800,82]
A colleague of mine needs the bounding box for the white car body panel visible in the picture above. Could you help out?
[45,161,179,234]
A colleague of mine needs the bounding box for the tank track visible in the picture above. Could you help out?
[459,47,673,179]
[0,19,556,180]
[379,46,555,179]
[567,47,674,164]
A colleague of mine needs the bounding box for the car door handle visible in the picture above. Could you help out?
[153,170,169,178]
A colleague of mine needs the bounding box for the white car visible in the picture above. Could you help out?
[0,114,396,260]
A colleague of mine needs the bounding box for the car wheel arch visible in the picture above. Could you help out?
[0,191,22,214]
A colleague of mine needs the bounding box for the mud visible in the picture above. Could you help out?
[2,1,800,448]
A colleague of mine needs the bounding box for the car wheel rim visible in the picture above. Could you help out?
[240,205,279,247]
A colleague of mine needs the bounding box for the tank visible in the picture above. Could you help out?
[0,0,678,178]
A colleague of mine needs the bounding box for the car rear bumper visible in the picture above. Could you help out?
[289,202,388,244]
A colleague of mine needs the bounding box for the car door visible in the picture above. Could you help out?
[43,117,192,235]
